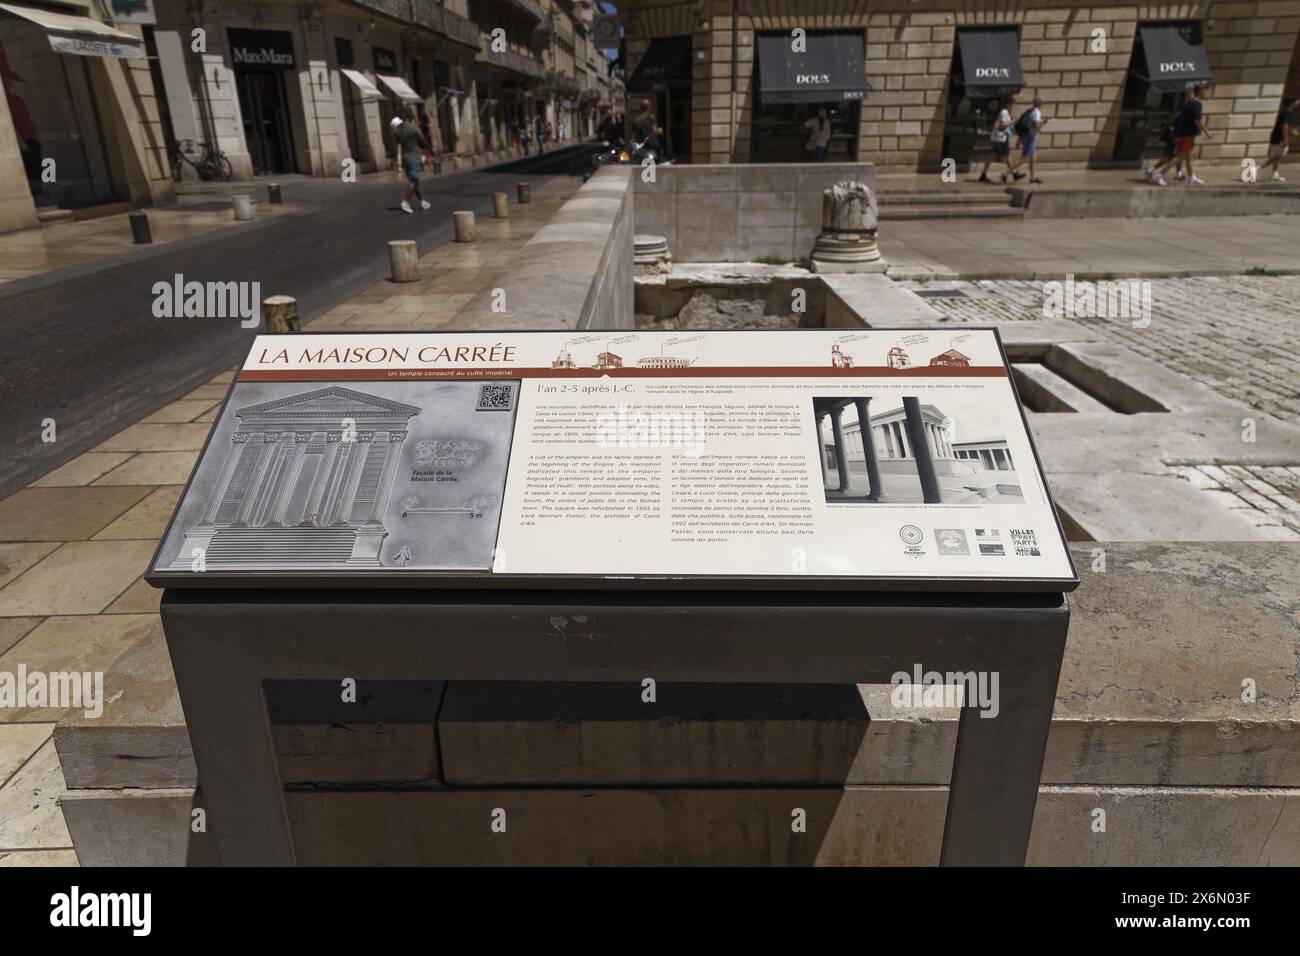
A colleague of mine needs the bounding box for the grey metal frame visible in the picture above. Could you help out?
[162,588,1069,867]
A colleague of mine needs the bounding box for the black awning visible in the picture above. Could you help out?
[1140,22,1212,92]
[626,36,691,92]
[958,28,1023,96]
[756,31,867,105]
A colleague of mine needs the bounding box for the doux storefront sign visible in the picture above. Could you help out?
[227,27,295,69]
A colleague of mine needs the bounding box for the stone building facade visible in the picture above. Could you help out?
[620,0,1300,169]
[0,2,175,233]
[0,0,618,231]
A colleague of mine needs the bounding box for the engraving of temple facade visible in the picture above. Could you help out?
[170,386,420,569]
[815,398,1022,504]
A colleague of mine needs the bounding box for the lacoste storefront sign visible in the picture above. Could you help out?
[228,28,295,70]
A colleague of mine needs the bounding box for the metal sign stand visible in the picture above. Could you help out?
[162,587,1068,866]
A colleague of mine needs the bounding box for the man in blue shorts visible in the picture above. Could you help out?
[394,106,431,215]
[1007,95,1048,185]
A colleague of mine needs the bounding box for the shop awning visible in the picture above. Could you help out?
[0,2,142,59]
[626,35,691,92]
[1140,22,1212,92]
[756,31,866,105]
[340,68,384,103]
[376,74,422,103]
[958,28,1023,96]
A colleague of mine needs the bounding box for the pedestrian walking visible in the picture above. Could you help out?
[979,94,1018,184]
[804,107,832,161]
[1150,85,1211,186]
[393,106,431,215]
[632,98,656,146]
[1006,95,1047,184]
[1144,106,1185,185]
[1261,97,1295,182]
[521,120,533,154]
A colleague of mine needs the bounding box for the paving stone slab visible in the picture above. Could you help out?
[0,542,59,588]
[0,739,69,851]
[0,486,151,542]
[91,488,182,540]
[30,453,133,488]
[0,540,157,616]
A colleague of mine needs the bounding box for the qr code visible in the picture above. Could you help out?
[477,383,515,411]
[1010,528,1041,557]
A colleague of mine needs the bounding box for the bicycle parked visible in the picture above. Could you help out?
[168,139,234,182]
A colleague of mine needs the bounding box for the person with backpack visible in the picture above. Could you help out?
[1150,85,1211,185]
[1261,97,1295,182]
[979,94,1022,184]
[1006,95,1048,184]
[1145,107,1186,185]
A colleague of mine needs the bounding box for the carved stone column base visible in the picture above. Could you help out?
[809,234,888,274]
[634,234,672,275]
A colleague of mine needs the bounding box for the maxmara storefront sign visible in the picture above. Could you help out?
[228,28,295,70]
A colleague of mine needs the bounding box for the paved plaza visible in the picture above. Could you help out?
[1,172,1298,865]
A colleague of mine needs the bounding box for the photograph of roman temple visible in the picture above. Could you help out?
[814,395,1024,505]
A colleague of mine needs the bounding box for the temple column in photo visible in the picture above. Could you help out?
[893,421,908,458]
[815,412,830,485]
[854,398,882,501]
[903,398,941,504]
[830,406,850,493]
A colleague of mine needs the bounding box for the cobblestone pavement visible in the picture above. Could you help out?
[1169,465,1300,538]
[900,276,1300,422]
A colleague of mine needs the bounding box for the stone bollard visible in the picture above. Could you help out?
[388,240,419,282]
[516,182,531,204]
[267,182,282,204]
[492,192,509,218]
[452,211,476,242]
[129,211,152,244]
[232,194,254,221]
[262,295,301,332]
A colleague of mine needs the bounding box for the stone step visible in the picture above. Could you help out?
[60,784,1300,866]
[35,207,75,224]
[51,543,1300,792]
[876,191,1013,205]
[878,204,1025,221]
[1013,362,1115,414]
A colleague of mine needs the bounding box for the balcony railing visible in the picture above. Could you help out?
[495,0,544,23]
[346,0,482,49]
[476,34,547,79]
